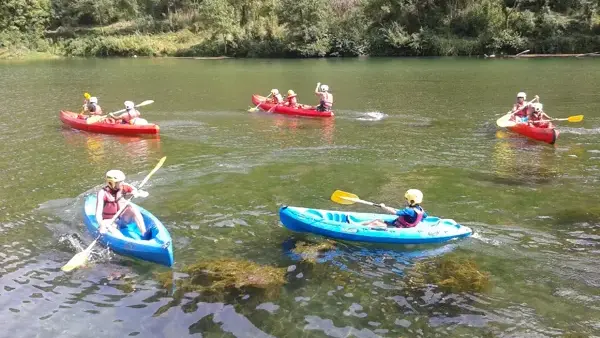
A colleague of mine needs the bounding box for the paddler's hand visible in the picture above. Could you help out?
[132,189,149,198]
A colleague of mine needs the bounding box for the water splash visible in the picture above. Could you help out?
[356,112,387,121]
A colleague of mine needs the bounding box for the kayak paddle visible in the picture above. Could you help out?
[330,190,383,207]
[86,100,154,124]
[248,93,272,113]
[61,156,167,272]
[551,115,584,122]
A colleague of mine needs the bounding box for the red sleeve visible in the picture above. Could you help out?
[122,183,134,193]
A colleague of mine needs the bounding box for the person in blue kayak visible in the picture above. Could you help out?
[365,189,428,229]
[315,83,333,112]
[95,169,151,239]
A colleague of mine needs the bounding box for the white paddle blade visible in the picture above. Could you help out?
[496,113,516,128]
[61,239,97,272]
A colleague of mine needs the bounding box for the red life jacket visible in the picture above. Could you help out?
[513,103,528,117]
[287,96,297,106]
[100,184,133,219]
[393,207,424,228]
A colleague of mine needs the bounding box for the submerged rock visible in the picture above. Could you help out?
[156,258,287,300]
[291,240,337,263]
[407,253,491,293]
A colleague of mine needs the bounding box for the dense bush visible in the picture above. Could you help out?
[1,0,599,57]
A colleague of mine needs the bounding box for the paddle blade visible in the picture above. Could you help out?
[136,100,154,107]
[61,239,96,272]
[331,190,359,205]
[496,113,516,128]
[138,156,166,188]
[568,115,583,122]
[84,92,91,100]
[247,107,260,113]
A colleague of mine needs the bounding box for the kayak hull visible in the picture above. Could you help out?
[279,206,472,244]
[83,194,174,267]
[60,111,160,135]
[508,123,558,144]
[251,95,334,118]
[497,113,558,144]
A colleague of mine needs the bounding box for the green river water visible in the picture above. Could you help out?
[0,57,600,337]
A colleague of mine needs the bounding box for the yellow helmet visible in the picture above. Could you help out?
[287,90,296,96]
[404,189,423,206]
[106,169,125,190]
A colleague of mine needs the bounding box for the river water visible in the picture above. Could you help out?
[1,57,599,337]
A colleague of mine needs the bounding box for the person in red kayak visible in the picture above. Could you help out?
[83,97,103,115]
[269,89,284,104]
[315,83,333,112]
[510,92,538,122]
[109,101,145,125]
[364,189,428,229]
[528,103,553,128]
[95,169,151,239]
[284,90,298,108]
[78,97,103,120]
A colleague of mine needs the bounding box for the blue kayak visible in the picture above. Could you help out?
[83,194,174,267]
[279,206,472,244]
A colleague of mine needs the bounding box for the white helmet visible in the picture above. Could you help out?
[320,84,329,92]
[124,101,134,110]
[404,189,423,206]
[517,92,526,99]
[271,89,279,95]
[106,170,125,189]
[533,103,543,112]
[89,97,98,104]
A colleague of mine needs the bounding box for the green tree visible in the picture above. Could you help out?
[278,0,332,56]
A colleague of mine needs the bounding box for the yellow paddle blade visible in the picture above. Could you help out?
[247,107,260,113]
[331,190,359,205]
[568,115,583,122]
[61,239,96,272]
[84,92,91,100]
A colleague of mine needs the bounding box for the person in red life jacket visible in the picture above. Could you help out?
[95,169,151,239]
[510,92,538,123]
[364,189,428,229]
[314,83,333,112]
[528,103,553,128]
[78,97,103,119]
[284,90,298,108]
[269,89,284,104]
[109,101,143,125]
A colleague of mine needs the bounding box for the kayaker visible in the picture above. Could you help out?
[285,90,298,108]
[364,189,428,229]
[315,83,333,112]
[511,92,538,122]
[528,103,553,128]
[110,101,142,125]
[79,97,103,119]
[269,89,284,104]
[95,169,151,239]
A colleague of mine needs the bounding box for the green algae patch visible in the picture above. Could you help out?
[407,253,491,293]
[291,240,337,264]
[156,258,287,299]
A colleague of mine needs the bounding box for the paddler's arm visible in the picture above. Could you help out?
[95,190,107,232]
[315,82,321,95]
[378,203,398,215]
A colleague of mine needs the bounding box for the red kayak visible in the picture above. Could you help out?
[496,113,558,144]
[251,95,334,118]
[59,111,160,136]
